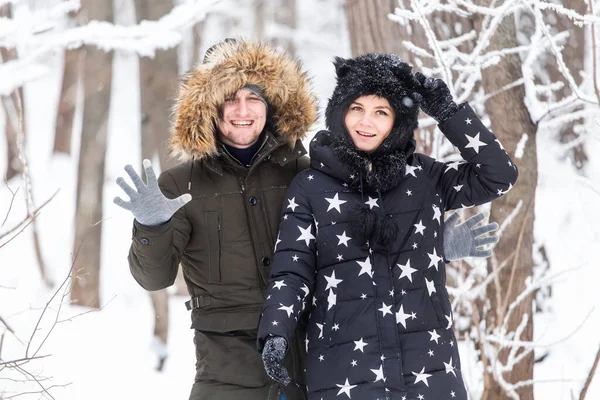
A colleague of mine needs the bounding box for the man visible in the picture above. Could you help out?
[114,39,499,400]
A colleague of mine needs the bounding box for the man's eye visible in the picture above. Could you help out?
[225,98,236,103]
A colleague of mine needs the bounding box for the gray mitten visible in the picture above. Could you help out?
[443,211,499,261]
[113,159,191,226]
[262,336,290,386]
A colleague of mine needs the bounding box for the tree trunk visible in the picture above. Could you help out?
[54,49,81,155]
[255,0,265,40]
[0,4,24,181]
[134,0,179,171]
[271,0,296,56]
[71,0,114,309]
[471,9,537,400]
[133,0,180,359]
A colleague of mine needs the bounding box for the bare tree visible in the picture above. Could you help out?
[270,0,297,55]
[53,8,84,156]
[71,0,114,309]
[469,6,537,399]
[0,4,24,181]
[133,0,180,370]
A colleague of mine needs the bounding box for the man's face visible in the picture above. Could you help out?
[216,88,267,149]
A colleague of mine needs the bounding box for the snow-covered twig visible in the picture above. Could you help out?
[0,0,221,95]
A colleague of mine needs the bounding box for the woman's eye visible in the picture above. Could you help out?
[376,110,389,116]
[350,106,362,111]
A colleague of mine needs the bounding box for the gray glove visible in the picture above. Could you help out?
[262,336,290,386]
[113,159,191,226]
[443,211,499,261]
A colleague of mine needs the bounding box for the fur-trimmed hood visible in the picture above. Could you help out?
[170,40,319,161]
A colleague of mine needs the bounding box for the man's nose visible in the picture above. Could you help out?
[236,99,249,115]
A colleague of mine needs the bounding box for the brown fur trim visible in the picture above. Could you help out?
[170,40,319,161]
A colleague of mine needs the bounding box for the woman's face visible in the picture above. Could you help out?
[344,95,395,152]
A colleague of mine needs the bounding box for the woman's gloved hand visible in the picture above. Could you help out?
[262,336,291,386]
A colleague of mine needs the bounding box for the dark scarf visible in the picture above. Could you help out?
[310,130,416,248]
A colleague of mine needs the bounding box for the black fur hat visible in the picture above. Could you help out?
[325,53,420,154]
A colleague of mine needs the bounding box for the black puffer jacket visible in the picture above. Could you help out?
[257,103,518,400]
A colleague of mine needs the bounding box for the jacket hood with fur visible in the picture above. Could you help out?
[170,40,318,161]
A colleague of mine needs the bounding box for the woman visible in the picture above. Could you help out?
[257,53,518,400]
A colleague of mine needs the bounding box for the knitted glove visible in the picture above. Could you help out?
[411,72,459,123]
[443,211,499,261]
[262,336,290,386]
[113,159,191,226]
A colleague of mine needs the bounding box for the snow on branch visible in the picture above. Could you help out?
[0,0,221,95]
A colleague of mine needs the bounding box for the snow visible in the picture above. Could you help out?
[1,0,600,399]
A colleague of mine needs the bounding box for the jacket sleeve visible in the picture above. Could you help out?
[419,103,519,211]
[128,170,191,291]
[257,172,317,351]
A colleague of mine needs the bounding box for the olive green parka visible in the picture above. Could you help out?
[128,40,318,400]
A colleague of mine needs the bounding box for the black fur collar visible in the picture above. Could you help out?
[309,130,416,194]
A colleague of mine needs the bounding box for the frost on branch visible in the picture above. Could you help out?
[0,0,221,95]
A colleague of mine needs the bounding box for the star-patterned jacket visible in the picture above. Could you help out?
[257,103,518,400]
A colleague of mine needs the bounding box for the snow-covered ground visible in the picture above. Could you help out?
[1,1,600,399]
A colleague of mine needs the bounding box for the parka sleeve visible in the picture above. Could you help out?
[419,103,519,211]
[257,172,317,351]
[128,171,191,291]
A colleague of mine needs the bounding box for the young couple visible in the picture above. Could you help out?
[115,39,517,400]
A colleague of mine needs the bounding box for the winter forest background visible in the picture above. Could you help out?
[1,0,599,399]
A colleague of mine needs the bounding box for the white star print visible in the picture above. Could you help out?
[327,288,337,311]
[332,323,339,331]
[353,338,368,352]
[292,254,299,262]
[425,278,436,296]
[365,196,379,209]
[301,284,310,299]
[432,205,442,224]
[335,378,357,398]
[405,164,419,177]
[451,391,456,398]
[445,314,453,329]
[495,138,505,151]
[360,293,367,299]
[324,271,343,290]
[444,357,457,377]
[274,233,282,251]
[336,254,344,261]
[428,329,441,344]
[316,323,324,339]
[464,132,487,153]
[427,247,443,270]
[444,161,463,173]
[307,174,314,180]
[454,184,463,192]
[272,320,278,326]
[273,280,286,290]
[287,197,298,212]
[378,302,393,317]
[283,214,288,220]
[398,259,417,282]
[396,305,412,328]
[320,162,325,168]
[357,257,373,278]
[325,193,347,213]
[406,189,413,196]
[336,231,351,247]
[351,360,357,367]
[412,367,432,387]
[465,117,472,124]
[278,303,294,317]
[412,242,418,249]
[428,349,434,356]
[370,364,386,383]
[319,354,324,361]
[296,224,315,246]
[414,220,426,235]
[418,395,424,400]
